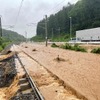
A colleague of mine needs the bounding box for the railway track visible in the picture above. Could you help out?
[0,44,44,100]
[11,53,45,100]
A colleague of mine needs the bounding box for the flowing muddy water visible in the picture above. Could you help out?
[16,49,83,100]
[19,43,100,100]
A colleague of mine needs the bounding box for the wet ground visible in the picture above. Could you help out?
[17,50,81,100]
[0,43,100,100]
[19,43,100,100]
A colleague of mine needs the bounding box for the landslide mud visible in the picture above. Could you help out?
[0,76,19,100]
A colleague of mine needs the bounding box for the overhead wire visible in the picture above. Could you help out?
[46,0,67,15]
[14,0,24,29]
[1,16,14,29]
[21,0,67,25]
[33,0,67,23]
[26,0,67,34]
[11,0,67,35]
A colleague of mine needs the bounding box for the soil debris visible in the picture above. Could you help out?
[32,49,37,51]
[54,55,66,62]
[0,53,17,87]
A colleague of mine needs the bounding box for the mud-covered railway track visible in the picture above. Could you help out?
[0,44,44,100]
[17,45,88,100]
[10,44,88,100]
[15,54,44,100]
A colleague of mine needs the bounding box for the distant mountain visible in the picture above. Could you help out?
[2,29,25,42]
[34,0,100,41]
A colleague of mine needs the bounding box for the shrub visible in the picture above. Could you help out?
[0,38,11,52]
[64,43,72,49]
[74,44,79,48]
[60,43,87,52]
[0,46,3,51]
[2,42,10,49]
[0,37,3,45]
[91,48,100,54]
[75,46,87,52]
[51,43,59,47]
[60,43,72,50]
[74,44,87,52]
[52,43,87,52]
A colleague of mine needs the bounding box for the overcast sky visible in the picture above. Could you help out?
[0,0,78,38]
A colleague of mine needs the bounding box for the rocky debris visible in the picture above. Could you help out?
[11,93,36,100]
[0,51,16,61]
[25,46,28,48]
[54,55,66,62]
[0,52,17,87]
[32,49,37,52]
[1,44,13,55]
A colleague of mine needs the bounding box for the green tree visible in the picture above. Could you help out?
[34,0,100,41]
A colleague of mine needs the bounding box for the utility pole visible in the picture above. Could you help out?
[58,27,60,41]
[45,15,48,47]
[25,31,27,43]
[69,17,72,40]
[52,28,53,40]
[0,16,2,37]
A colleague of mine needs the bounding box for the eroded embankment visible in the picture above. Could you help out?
[0,51,19,100]
[0,76,19,100]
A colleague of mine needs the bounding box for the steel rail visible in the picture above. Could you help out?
[16,54,44,100]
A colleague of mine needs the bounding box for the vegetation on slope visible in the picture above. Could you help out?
[0,29,26,52]
[30,36,45,42]
[51,43,87,52]
[0,37,11,51]
[91,48,100,54]
[51,43,59,48]
[31,0,100,42]
[2,29,25,42]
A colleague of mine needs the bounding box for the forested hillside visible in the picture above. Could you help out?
[33,0,100,41]
[0,29,25,51]
[2,29,25,42]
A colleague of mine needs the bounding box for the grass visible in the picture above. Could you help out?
[73,44,87,52]
[0,37,11,52]
[61,43,72,49]
[60,43,87,52]
[0,46,3,51]
[51,43,87,52]
[51,43,59,47]
[91,48,100,54]
[2,42,11,49]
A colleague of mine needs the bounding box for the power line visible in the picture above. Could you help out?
[23,0,67,28]
[46,0,66,14]
[14,0,24,28]
[27,23,37,26]
[0,16,2,37]
[33,0,67,23]
[10,0,67,35]
[45,15,48,47]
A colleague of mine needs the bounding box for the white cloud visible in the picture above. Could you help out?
[0,0,78,38]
